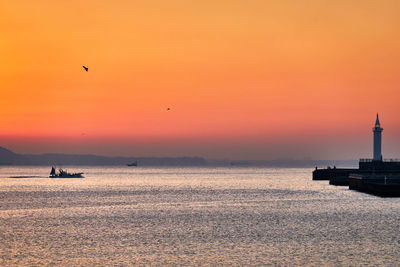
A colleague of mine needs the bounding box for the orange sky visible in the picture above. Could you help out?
[0,0,399,159]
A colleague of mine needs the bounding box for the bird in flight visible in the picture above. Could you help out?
[82,65,88,72]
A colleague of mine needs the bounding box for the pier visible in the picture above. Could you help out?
[349,174,400,197]
[313,160,400,186]
[313,167,360,185]
[313,114,400,197]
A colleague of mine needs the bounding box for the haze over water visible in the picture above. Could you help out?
[1,166,400,266]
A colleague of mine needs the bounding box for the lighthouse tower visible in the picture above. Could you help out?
[373,113,383,161]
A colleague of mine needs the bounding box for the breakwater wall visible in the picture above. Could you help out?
[313,162,400,197]
[313,168,359,183]
[349,174,400,197]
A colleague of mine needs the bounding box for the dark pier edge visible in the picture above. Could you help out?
[313,159,400,197]
[348,174,400,197]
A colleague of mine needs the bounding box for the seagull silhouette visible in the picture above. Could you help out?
[82,65,88,72]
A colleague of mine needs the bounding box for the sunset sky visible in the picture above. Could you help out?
[1,0,399,160]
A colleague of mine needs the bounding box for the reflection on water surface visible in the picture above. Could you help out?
[1,167,399,266]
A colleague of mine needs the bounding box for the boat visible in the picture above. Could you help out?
[127,161,138,167]
[49,166,84,178]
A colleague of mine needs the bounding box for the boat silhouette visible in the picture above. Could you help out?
[127,161,138,166]
[50,166,84,178]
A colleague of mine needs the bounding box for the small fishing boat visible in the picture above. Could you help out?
[49,166,84,178]
[127,161,138,167]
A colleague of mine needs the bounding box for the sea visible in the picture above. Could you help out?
[1,166,400,266]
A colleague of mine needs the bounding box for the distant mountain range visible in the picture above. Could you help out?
[0,146,358,167]
[0,147,206,166]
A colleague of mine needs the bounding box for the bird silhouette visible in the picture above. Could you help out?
[82,65,88,72]
[167,108,171,111]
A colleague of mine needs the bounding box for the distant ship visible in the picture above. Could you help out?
[50,166,84,178]
[127,161,138,167]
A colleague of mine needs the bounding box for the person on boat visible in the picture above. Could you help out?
[59,169,66,176]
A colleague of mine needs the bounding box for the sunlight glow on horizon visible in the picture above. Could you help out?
[1,0,400,159]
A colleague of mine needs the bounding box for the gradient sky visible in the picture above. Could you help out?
[1,0,399,160]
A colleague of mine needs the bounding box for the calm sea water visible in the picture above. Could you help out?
[1,166,400,266]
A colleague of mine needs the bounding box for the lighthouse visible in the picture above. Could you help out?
[373,113,383,161]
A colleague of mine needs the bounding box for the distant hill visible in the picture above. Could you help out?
[0,147,206,166]
[0,146,357,167]
[0,147,20,165]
